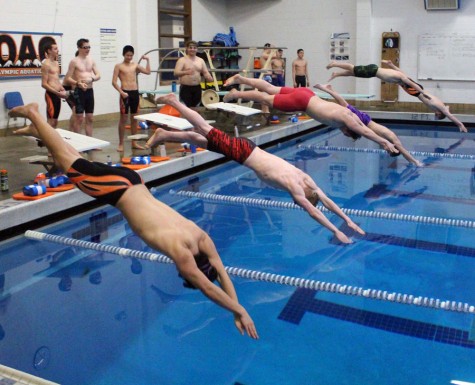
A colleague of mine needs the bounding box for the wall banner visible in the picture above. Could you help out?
[0,31,63,80]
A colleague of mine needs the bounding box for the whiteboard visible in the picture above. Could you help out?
[418,34,475,81]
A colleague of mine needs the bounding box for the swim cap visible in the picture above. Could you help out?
[181,254,218,289]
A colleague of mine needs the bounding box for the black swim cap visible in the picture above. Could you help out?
[181,254,218,289]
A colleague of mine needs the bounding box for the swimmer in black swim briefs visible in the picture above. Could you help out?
[10,102,259,339]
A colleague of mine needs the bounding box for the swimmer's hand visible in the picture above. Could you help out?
[347,221,365,236]
[234,311,259,339]
[382,140,399,156]
[334,230,352,244]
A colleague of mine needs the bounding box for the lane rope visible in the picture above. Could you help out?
[300,144,475,160]
[170,190,475,229]
[25,230,475,314]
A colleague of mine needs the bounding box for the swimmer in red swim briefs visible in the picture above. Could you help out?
[145,93,366,245]
[314,83,423,167]
[10,102,258,340]
[222,75,399,156]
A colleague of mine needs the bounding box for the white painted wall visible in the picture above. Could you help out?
[1,0,474,131]
[370,0,475,103]
[0,0,158,129]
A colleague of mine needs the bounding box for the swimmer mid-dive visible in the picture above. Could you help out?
[221,74,399,156]
[10,103,258,340]
[146,93,366,245]
[314,83,423,167]
[326,61,428,97]
[381,60,468,133]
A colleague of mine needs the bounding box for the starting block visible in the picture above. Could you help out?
[135,113,193,130]
[55,129,110,152]
[205,102,261,116]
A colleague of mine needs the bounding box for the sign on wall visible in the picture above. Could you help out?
[0,31,63,79]
[100,28,117,62]
[330,32,350,61]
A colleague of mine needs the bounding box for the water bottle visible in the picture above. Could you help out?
[107,155,112,166]
[35,173,47,187]
[171,81,177,92]
[23,184,47,196]
[138,121,148,130]
[159,144,167,157]
[0,169,8,192]
[45,176,63,188]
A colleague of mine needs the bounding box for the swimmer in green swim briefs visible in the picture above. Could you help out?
[326,61,427,98]
[381,60,467,133]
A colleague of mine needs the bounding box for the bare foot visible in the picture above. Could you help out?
[326,61,337,70]
[117,144,124,152]
[13,124,40,138]
[9,102,39,119]
[145,127,167,148]
[223,74,243,87]
[327,72,339,82]
[313,83,333,92]
[223,89,239,103]
[132,141,146,150]
[155,93,178,105]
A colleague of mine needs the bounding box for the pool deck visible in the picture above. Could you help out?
[0,109,473,236]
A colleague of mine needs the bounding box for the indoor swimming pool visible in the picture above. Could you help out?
[0,123,474,385]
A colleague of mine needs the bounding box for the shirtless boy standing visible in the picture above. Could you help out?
[292,49,309,88]
[64,38,101,136]
[174,40,213,107]
[41,41,68,128]
[112,45,151,151]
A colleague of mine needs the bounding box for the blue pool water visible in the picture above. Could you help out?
[0,123,474,385]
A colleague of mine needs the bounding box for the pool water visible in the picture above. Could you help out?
[0,124,474,385]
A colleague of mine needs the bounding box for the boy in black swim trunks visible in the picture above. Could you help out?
[64,38,101,137]
[112,45,151,152]
[10,103,258,340]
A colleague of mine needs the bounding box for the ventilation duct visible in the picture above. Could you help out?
[424,0,459,10]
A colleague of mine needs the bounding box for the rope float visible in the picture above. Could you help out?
[300,144,475,160]
[25,230,475,314]
[170,190,475,229]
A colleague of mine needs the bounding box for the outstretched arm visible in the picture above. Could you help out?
[290,187,353,244]
[315,188,365,236]
[439,107,468,132]
[344,115,399,155]
[176,241,258,339]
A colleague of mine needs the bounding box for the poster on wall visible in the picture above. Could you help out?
[0,31,63,79]
[100,28,117,62]
[330,32,350,61]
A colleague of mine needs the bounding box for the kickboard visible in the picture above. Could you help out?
[134,113,193,130]
[205,102,261,116]
[12,192,55,201]
[122,156,170,164]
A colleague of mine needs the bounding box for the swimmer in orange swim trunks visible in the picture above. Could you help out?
[10,103,258,340]
[145,93,366,244]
